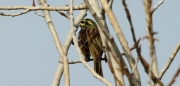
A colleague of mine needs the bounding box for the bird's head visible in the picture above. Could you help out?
[79,19,97,29]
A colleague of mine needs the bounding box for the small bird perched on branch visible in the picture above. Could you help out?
[78,19,103,77]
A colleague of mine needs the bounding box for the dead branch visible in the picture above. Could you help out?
[52,9,87,86]
[84,0,125,85]
[37,0,70,86]
[167,66,180,86]
[143,0,159,83]
[0,4,86,11]
[0,9,30,17]
[159,42,180,80]
[100,1,141,84]
[152,0,164,13]
[32,0,44,17]
[139,55,164,85]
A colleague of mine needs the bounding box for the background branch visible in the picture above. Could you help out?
[143,0,159,84]
[0,4,86,11]
[52,9,87,86]
[159,42,180,80]
[0,9,30,16]
[167,66,180,86]
[100,0,141,84]
[37,0,70,86]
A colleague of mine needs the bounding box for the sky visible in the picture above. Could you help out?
[0,0,180,86]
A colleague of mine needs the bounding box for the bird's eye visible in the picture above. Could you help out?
[81,21,84,24]
[85,21,89,25]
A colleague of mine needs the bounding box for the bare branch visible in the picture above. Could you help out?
[108,0,113,8]
[0,9,30,17]
[68,60,81,64]
[100,0,141,84]
[139,55,164,85]
[132,44,141,74]
[32,0,44,17]
[106,58,123,86]
[84,0,128,85]
[79,57,113,86]
[122,0,141,58]
[0,4,86,11]
[167,66,180,86]
[121,0,142,79]
[143,1,159,84]
[152,0,164,13]
[159,42,180,80]
[63,9,87,53]
[36,0,70,86]
[57,11,70,19]
[51,9,87,86]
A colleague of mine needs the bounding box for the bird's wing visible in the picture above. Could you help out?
[86,28,103,77]
[78,29,91,61]
[86,28,103,51]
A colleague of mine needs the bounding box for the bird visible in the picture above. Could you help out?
[78,19,103,77]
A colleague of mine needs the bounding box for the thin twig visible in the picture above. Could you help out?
[139,55,164,85]
[159,42,180,80]
[167,66,180,86]
[32,0,44,17]
[152,0,164,14]
[108,0,113,8]
[0,9,30,17]
[122,0,141,60]
[132,44,141,74]
[59,58,107,64]
[122,38,141,56]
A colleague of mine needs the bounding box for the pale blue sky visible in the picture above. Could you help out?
[0,0,179,86]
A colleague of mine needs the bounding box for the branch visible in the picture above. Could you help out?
[32,0,44,17]
[65,58,107,64]
[152,0,164,14]
[159,42,180,80]
[143,0,159,83]
[0,4,86,11]
[108,0,113,8]
[36,0,70,86]
[51,9,87,86]
[84,0,127,85]
[121,38,141,56]
[139,55,164,85]
[0,9,30,17]
[100,0,141,84]
[106,58,123,86]
[167,66,180,86]
[121,0,142,76]
[122,0,141,59]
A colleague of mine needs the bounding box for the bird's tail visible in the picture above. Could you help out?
[94,61,103,77]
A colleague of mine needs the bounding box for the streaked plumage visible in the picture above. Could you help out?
[78,19,103,77]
